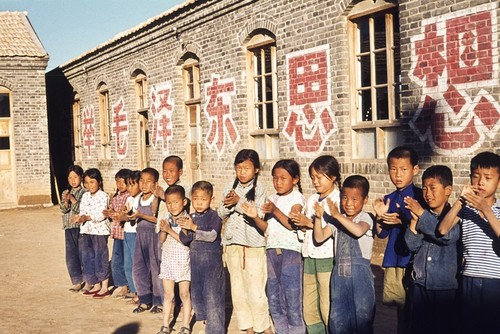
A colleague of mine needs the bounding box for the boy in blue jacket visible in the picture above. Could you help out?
[404,165,459,334]
[373,146,426,334]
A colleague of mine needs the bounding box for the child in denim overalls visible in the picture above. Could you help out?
[314,175,375,334]
[131,167,162,314]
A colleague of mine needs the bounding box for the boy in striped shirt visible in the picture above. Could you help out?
[439,151,500,334]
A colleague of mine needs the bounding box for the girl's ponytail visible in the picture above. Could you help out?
[246,173,258,201]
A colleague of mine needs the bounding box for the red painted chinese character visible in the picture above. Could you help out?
[82,105,95,157]
[150,83,174,155]
[412,23,446,87]
[111,97,128,159]
[446,11,494,85]
[409,4,499,155]
[283,46,336,154]
[204,75,239,157]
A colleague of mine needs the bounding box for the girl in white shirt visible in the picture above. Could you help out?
[72,168,110,299]
[243,159,306,333]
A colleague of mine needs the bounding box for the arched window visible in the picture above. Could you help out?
[181,54,201,183]
[131,70,149,169]
[97,82,111,160]
[246,31,279,160]
[348,0,401,159]
[72,92,82,161]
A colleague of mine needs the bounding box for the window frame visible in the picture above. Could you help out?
[0,88,13,169]
[348,4,402,160]
[246,33,279,160]
[97,83,111,160]
[182,59,202,182]
[72,94,82,162]
[132,71,150,169]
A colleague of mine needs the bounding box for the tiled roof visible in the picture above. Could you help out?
[0,11,48,58]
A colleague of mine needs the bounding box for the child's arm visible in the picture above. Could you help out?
[326,198,370,238]
[178,212,220,243]
[462,191,500,237]
[159,219,182,243]
[438,184,474,235]
[217,185,236,218]
[312,202,333,243]
[241,201,268,233]
[60,189,71,213]
[130,197,158,224]
[403,200,424,251]
[262,199,302,231]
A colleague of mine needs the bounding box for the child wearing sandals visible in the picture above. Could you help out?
[72,168,111,299]
[157,185,192,334]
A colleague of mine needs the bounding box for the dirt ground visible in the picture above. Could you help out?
[0,206,396,333]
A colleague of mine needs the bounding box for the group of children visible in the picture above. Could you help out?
[60,147,500,334]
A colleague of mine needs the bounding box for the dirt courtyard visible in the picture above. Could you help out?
[0,206,396,333]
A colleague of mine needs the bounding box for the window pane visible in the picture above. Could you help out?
[374,15,386,49]
[360,90,372,121]
[395,78,401,119]
[376,87,389,120]
[0,94,10,117]
[255,77,263,101]
[356,130,376,159]
[254,135,266,158]
[255,52,262,76]
[188,67,194,84]
[0,137,9,150]
[385,127,404,154]
[265,75,273,102]
[189,126,198,144]
[0,150,9,165]
[256,104,263,129]
[375,52,387,84]
[359,55,371,87]
[265,102,274,128]
[358,20,370,53]
[264,47,272,74]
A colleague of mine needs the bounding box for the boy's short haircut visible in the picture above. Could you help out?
[141,167,160,182]
[115,168,132,180]
[422,165,453,187]
[387,146,419,167]
[470,151,500,173]
[192,180,214,197]
[165,184,186,199]
[163,155,183,170]
[342,175,370,198]
[127,170,141,185]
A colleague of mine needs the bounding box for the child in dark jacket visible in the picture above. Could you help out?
[404,165,459,334]
[179,181,225,334]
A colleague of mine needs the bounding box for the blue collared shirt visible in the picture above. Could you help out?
[377,184,425,268]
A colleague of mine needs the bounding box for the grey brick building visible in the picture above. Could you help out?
[0,11,51,209]
[54,0,500,206]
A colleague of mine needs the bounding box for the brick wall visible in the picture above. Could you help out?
[0,57,52,207]
[57,0,500,260]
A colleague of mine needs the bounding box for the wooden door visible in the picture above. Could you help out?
[0,91,17,208]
